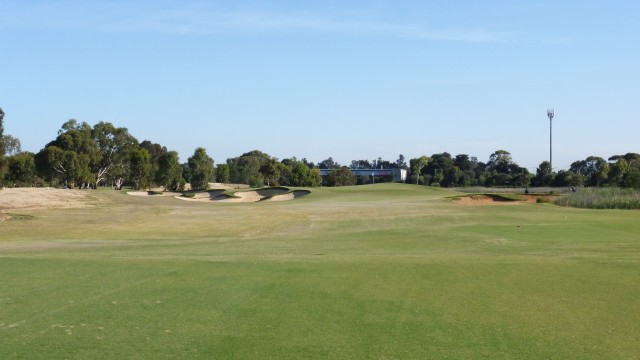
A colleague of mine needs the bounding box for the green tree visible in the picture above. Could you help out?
[188,147,215,190]
[227,150,271,186]
[157,151,183,191]
[35,145,93,188]
[487,150,514,174]
[0,108,7,181]
[571,156,609,186]
[309,168,322,187]
[409,156,431,185]
[326,166,356,187]
[92,122,139,188]
[531,161,553,186]
[2,134,21,157]
[395,154,407,169]
[289,161,312,187]
[140,140,168,187]
[4,152,36,187]
[216,164,230,183]
[128,148,152,190]
[36,120,100,187]
[318,157,340,169]
[260,159,281,186]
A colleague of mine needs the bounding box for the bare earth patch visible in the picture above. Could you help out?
[174,188,310,203]
[453,194,558,205]
[0,188,98,211]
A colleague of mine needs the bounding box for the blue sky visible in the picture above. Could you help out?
[2,0,638,170]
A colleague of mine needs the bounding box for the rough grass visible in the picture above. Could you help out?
[555,187,640,209]
[1,184,639,359]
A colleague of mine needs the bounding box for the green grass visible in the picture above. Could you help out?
[1,183,639,359]
[555,187,640,209]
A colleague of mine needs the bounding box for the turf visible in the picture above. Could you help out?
[1,184,639,359]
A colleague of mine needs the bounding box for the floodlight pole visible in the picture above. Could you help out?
[547,109,554,174]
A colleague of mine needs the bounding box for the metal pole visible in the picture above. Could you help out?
[547,109,554,174]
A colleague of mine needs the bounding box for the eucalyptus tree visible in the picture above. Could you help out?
[5,152,37,187]
[570,156,609,187]
[409,156,431,185]
[92,122,139,188]
[157,151,183,191]
[0,108,6,180]
[128,148,152,190]
[260,158,281,186]
[326,166,356,187]
[35,120,99,188]
[188,147,214,190]
[227,150,271,186]
[216,164,230,183]
[140,140,168,187]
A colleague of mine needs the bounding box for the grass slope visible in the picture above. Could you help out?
[1,184,639,359]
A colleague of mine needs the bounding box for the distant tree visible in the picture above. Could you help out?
[607,158,629,186]
[453,154,479,186]
[486,150,514,174]
[277,162,291,186]
[441,166,463,187]
[571,156,609,186]
[2,135,21,156]
[140,140,168,187]
[409,156,431,185]
[350,159,372,169]
[92,122,139,188]
[0,108,7,181]
[622,167,640,189]
[426,153,454,186]
[227,150,271,186]
[128,148,152,190]
[318,157,340,169]
[216,164,230,183]
[188,147,215,190]
[309,168,322,187]
[35,145,93,188]
[327,166,356,187]
[395,154,407,169]
[4,152,36,187]
[260,159,281,186]
[36,120,100,188]
[531,161,553,186]
[552,170,584,187]
[289,161,312,187]
[157,151,183,191]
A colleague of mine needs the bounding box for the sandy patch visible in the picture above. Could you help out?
[127,191,182,197]
[453,194,557,206]
[264,190,311,202]
[175,187,308,203]
[0,188,98,211]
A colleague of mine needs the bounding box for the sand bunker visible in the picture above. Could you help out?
[0,188,98,211]
[453,194,556,205]
[176,187,310,203]
[263,190,311,202]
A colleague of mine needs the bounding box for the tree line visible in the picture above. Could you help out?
[1,112,639,189]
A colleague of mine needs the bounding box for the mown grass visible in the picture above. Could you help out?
[555,187,640,209]
[1,184,639,359]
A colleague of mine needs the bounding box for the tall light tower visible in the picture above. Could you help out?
[547,109,555,174]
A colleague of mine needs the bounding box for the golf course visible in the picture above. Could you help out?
[1,184,639,359]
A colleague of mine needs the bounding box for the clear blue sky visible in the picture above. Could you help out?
[2,0,638,170]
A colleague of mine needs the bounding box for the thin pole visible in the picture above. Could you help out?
[547,109,554,174]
